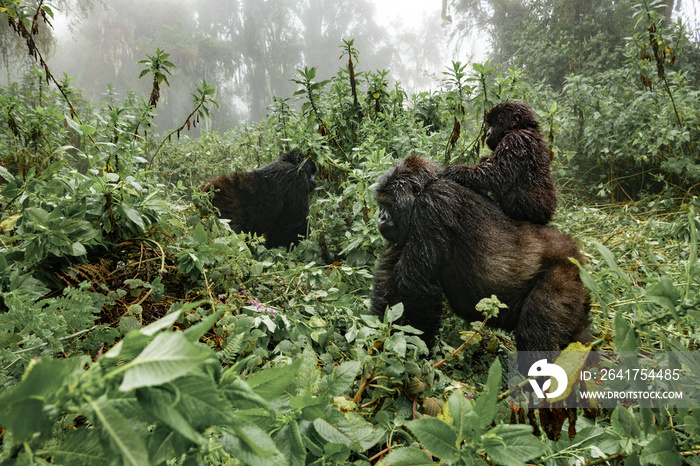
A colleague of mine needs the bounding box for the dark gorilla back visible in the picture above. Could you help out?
[371,155,592,363]
[201,150,317,248]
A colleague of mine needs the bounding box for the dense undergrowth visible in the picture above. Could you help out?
[1,2,700,465]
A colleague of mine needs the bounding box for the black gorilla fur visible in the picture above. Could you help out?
[370,155,592,359]
[201,150,317,248]
[442,101,557,224]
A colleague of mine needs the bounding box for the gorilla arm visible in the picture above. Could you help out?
[370,197,450,343]
[440,133,525,195]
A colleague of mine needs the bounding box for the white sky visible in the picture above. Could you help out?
[372,0,443,29]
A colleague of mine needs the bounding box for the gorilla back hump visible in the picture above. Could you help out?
[201,150,317,248]
[371,155,591,355]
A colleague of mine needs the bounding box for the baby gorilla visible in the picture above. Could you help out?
[201,150,317,248]
[442,101,557,224]
[371,155,591,361]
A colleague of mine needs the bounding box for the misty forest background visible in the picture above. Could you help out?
[1,0,700,465]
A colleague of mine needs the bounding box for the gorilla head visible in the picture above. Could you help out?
[484,101,540,150]
[375,155,437,245]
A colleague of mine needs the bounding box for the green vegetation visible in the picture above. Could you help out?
[1,0,700,464]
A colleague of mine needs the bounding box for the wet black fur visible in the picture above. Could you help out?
[201,150,317,248]
[371,155,592,359]
[442,101,557,224]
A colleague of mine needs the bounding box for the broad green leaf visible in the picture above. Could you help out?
[245,358,302,400]
[360,314,383,328]
[312,418,354,447]
[385,333,407,358]
[222,376,271,410]
[87,396,149,466]
[475,357,501,429]
[611,407,641,441]
[43,428,104,466]
[324,409,383,452]
[274,420,306,466]
[294,346,320,395]
[379,446,434,465]
[0,165,15,182]
[69,241,87,256]
[219,424,287,466]
[136,387,205,444]
[121,204,145,230]
[483,424,546,465]
[444,389,476,442]
[319,360,360,397]
[613,311,639,352]
[79,124,96,135]
[639,431,681,466]
[174,373,235,425]
[386,302,404,323]
[405,417,460,461]
[104,310,181,360]
[192,222,208,246]
[645,277,679,317]
[0,358,84,440]
[118,332,212,391]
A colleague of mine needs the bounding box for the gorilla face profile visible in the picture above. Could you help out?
[371,155,592,361]
[201,150,317,248]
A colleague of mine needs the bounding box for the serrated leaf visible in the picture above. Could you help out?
[295,346,321,395]
[319,360,360,397]
[87,396,149,466]
[118,332,212,391]
[475,357,501,429]
[405,417,460,461]
[136,387,205,444]
[639,431,681,466]
[245,358,302,400]
[386,302,404,323]
[380,446,434,465]
[483,424,546,465]
[45,429,104,466]
[274,420,306,466]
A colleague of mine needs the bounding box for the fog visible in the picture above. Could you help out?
[2,0,697,132]
[38,0,477,131]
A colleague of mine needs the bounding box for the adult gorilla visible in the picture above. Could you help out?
[201,149,317,248]
[370,155,592,359]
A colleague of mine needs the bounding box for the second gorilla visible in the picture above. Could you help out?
[201,150,317,248]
